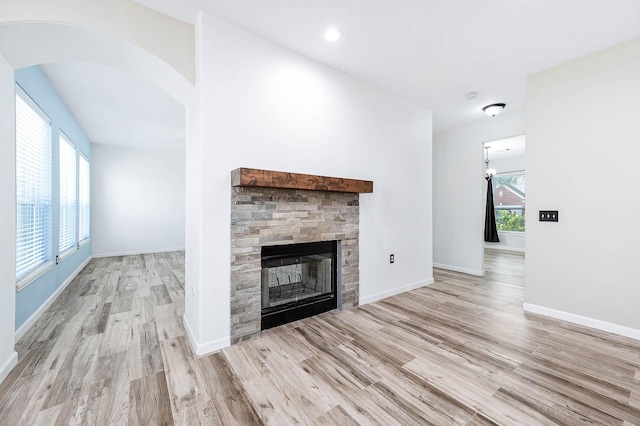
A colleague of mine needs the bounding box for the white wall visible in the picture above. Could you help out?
[184,13,433,354]
[0,0,194,84]
[491,156,525,175]
[433,112,525,276]
[0,23,192,106]
[91,144,185,256]
[0,53,18,382]
[525,37,640,337]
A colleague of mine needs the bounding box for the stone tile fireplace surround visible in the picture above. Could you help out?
[229,168,373,344]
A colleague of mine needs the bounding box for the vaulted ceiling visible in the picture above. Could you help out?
[41,62,185,151]
[40,0,640,149]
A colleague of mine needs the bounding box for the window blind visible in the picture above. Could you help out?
[59,133,77,252]
[15,86,52,281]
[78,153,90,242]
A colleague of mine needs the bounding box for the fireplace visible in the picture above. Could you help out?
[261,241,338,330]
[230,168,372,343]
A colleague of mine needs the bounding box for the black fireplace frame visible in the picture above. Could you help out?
[261,240,338,330]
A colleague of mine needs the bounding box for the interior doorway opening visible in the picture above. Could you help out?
[482,135,526,272]
[0,21,192,383]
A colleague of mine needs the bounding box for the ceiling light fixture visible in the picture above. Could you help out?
[324,27,343,42]
[483,103,506,117]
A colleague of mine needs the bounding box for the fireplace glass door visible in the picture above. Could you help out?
[261,241,337,329]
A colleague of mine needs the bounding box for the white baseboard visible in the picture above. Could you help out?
[0,351,18,384]
[183,315,230,356]
[359,278,434,306]
[523,303,640,341]
[484,246,525,253]
[92,247,185,258]
[433,263,484,277]
[15,255,93,342]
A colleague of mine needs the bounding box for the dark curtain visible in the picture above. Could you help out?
[484,176,500,242]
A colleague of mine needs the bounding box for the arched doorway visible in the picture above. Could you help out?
[0,20,193,382]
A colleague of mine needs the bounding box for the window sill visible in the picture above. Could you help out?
[16,261,55,292]
[59,246,77,262]
[497,230,525,235]
[16,240,91,292]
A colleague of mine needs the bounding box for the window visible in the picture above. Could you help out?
[493,174,525,232]
[59,133,77,253]
[15,86,52,281]
[78,153,90,242]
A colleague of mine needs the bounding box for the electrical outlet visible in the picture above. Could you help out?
[390,254,395,264]
[55,255,59,265]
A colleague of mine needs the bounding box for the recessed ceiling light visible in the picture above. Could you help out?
[324,27,343,42]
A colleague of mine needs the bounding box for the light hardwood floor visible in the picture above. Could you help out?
[1,250,639,425]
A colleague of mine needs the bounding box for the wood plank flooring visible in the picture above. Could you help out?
[1,250,640,425]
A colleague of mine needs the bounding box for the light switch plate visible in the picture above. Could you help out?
[539,210,559,222]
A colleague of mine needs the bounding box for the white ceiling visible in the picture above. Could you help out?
[130,0,640,133]
[40,62,185,151]
[484,135,525,160]
[36,0,640,150]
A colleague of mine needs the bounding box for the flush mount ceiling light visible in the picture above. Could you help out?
[483,103,506,117]
[324,27,343,42]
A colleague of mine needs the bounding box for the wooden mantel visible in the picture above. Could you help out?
[231,168,373,194]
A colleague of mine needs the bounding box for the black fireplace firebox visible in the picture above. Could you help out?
[261,240,338,330]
